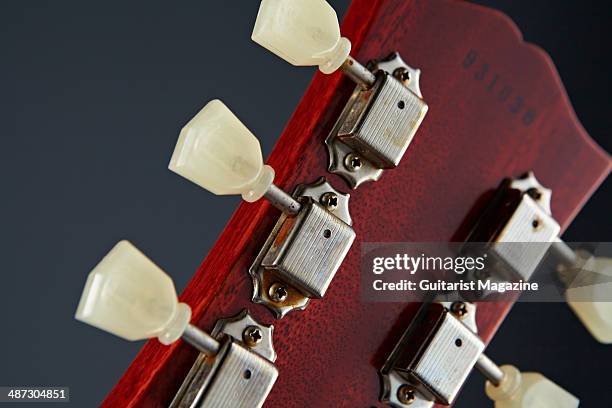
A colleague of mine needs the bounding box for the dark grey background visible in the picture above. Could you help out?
[0,1,610,407]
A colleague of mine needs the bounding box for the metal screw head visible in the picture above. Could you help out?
[526,187,542,201]
[320,192,338,211]
[269,283,288,303]
[345,153,363,172]
[397,385,416,405]
[451,301,468,318]
[393,67,411,84]
[242,325,263,347]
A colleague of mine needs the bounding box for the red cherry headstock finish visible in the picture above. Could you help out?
[103,0,610,407]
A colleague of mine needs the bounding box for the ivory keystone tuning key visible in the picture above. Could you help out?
[168,99,300,215]
[252,0,429,188]
[75,241,278,408]
[252,0,374,86]
[480,360,579,408]
[552,240,612,344]
[75,241,211,350]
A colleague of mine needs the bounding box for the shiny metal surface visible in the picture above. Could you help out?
[372,52,425,98]
[293,177,352,225]
[488,173,560,283]
[171,311,277,408]
[251,178,354,318]
[509,171,552,215]
[337,74,427,168]
[263,184,301,215]
[326,52,427,188]
[261,200,355,298]
[341,56,376,88]
[440,301,478,333]
[551,238,578,268]
[475,354,504,387]
[182,324,221,356]
[211,310,276,362]
[197,341,277,408]
[412,311,484,403]
[491,193,560,280]
[381,303,485,407]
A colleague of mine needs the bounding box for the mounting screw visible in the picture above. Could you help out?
[526,187,542,201]
[320,192,338,211]
[393,67,411,84]
[397,385,416,405]
[269,283,288,303]
[242,325,263,347]
[344,153,363,172]
[451,301,468,319]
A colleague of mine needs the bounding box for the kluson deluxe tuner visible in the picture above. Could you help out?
[168,100,355,318]
[252,0,428,188]
[75,241,278,408]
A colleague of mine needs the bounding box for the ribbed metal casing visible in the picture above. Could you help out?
[261,200,355,298]
[388,305,484,405]
[338,74,427,168]
[199,341,278,408]
[411,312,484,404]
[492,194,560,280]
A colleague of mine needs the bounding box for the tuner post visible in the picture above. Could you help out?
[264,184,301,215]
[182,324,221,356]
[476,332,579,407]
[550,238,578,273]
[483,363,579,408]
[475,354,505,387]
[474,351,579,407]
[341,56,376,88]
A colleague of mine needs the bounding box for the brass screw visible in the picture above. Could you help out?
[393,67,411,84]
[242,326,263,347]
[526,187,542,201]
[397,385,416,405]
[345,153,363,172]
[320,192,338,211]
[269,283,288,303]
[451,301,468,319]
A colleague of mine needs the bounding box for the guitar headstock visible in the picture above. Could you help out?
[73,1,610,407]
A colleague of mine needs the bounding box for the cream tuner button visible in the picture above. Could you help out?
[252,0,351,74]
